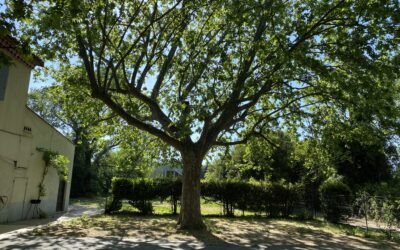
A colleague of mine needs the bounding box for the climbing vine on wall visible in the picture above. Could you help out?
[36,148,69,198]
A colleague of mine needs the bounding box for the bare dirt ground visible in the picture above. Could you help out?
[13,215,398,250]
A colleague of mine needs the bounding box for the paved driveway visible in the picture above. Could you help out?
[0,204,103,235]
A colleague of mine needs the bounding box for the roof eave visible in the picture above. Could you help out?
[0,35,44,69]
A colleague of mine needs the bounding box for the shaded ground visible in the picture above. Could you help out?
[1,198,398,249]
[345,217,400,233]
[0,203,103,234]
[1,214,397,249]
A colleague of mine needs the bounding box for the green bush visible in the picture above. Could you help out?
[245,182,300,217]
[109,177,302,217]
[319,176,352,223]
[110,177,181,214]
[111,177,135,200]
[267,182,299,217]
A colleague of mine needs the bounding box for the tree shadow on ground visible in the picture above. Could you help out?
[205,217,398,250]
[0,234,248,249]
[3,215,397,249]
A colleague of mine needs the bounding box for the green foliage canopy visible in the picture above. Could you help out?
[3,0,399,153]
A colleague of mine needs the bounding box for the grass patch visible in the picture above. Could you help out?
[116,198,257,217]
[70,197,106,208]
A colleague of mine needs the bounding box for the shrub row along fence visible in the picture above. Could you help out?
[106,178,313,218]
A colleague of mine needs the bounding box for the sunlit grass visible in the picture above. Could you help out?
[117,198,256,216]
[70,197,106,208]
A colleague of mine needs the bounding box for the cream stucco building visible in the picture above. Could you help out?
[0,35,75,222]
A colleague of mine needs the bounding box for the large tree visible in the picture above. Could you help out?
[5,0,399,228]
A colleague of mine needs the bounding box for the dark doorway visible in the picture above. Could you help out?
[56,180,66,211]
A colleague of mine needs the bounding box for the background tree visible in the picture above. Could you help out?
[5,0,400,228]
[29,71,167,196]
[96,135,167,195]
[304,77,400,187]
[242,133,303,182]
[28,69,120,196]
[206,131,304,182]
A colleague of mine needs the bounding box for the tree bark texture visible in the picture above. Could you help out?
[178,150,204,229]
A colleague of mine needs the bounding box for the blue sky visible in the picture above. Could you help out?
[29,69,52,90]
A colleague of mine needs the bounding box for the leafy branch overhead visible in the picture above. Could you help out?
[6,0,399,156]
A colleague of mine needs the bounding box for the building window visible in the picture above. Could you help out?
[0,66,9,101]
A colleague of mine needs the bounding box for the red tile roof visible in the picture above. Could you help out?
[0,35,44,68]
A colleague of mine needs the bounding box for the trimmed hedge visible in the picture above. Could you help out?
[107,177,181,214]
[107,177,301,217]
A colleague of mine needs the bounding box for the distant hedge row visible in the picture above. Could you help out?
[106,177,353,221]
[106,178,302,217]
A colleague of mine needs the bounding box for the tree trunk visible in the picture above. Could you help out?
[178,150,204,229]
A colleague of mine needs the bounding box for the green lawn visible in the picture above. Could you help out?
[70,197,106,208]
[117,198,256,216]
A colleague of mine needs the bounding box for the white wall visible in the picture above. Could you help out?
[0,56,75,223]
[0,59,31,134]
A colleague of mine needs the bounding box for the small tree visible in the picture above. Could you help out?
[369,196,400,238]
[354,191,372,232]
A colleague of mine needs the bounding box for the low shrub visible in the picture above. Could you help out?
[111,177,134,200]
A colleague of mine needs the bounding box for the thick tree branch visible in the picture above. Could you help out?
[97,93,184,151]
